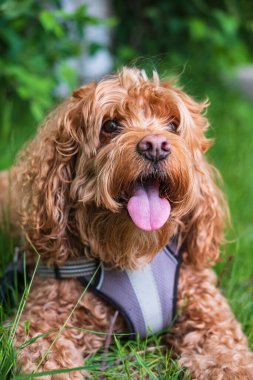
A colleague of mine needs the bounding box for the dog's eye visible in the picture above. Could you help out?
[166,120,178,133]
[102,120,120,134]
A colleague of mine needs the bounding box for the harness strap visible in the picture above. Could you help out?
[36,239,181,339]
[37,257,97,278]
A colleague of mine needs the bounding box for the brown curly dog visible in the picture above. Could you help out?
[1,67,252,379]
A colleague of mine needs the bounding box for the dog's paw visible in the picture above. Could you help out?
[16,335,87,380]
[180,351,253,380]
[206,366,253,380]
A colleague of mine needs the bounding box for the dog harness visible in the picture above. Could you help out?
[0,240,181,339]
[36,239,181,339]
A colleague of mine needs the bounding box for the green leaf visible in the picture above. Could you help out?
[188,18,208,40]
[39,10,64,37]
[213,9,239,37]
[39,11,56,31]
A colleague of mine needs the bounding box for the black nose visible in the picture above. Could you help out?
[137,135,171,162]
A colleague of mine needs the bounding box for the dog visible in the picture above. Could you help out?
[1,67,253,379]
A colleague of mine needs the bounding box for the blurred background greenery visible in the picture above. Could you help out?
[0,0,253,361]
[1,0,253,167]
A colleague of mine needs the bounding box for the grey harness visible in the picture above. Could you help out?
[37,240,181,339]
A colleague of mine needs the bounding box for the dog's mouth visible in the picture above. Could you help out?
[120,175,171,231]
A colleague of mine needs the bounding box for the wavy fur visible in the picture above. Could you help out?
[1,67,252,379]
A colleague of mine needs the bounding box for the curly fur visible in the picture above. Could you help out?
[1,67,252,379]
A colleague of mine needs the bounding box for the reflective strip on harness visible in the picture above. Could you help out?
[37,242,180,339]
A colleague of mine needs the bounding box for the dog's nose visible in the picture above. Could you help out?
[137,135,171,162]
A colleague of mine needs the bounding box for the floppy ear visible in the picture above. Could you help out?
[173,88,228,268]
[181,156,228,268]
[17,83,96,264]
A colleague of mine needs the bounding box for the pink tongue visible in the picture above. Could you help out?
[127,183,171,231]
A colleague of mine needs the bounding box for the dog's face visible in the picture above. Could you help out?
[73,71,197,227]
[19,68,226,269]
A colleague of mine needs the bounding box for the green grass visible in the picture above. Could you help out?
[207,85,253,347]
[0,81,253,378]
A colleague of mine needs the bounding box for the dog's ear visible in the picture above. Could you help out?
[72,81,96,99]
[182,157,228,268]
[171,87,228,268]
[17,82,96,264]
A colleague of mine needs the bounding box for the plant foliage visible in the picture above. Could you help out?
[0,0,101,121]
[112,0,253,76]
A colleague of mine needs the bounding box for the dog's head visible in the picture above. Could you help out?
[19,68,227,269]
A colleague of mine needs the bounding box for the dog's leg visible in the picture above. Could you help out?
[169,264,253,380]
[14,277,119,379]
[16,334,87,380]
